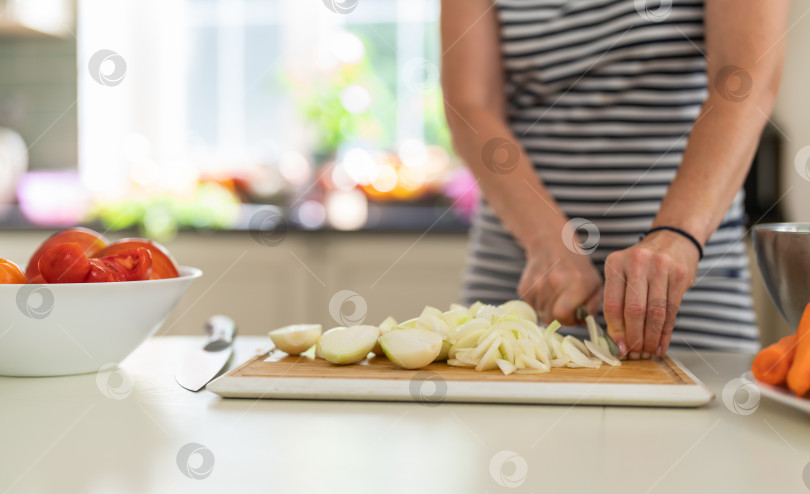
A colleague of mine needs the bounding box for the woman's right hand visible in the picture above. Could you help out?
[518,240,602,327]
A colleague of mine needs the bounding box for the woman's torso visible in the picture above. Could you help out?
[463,0,758,351]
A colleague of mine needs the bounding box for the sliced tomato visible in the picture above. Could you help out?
[26,228,108,280]
[0,259,27,284]
[27,273,46,284]
[94,239,179,279]
[86,248,153,283]
[84,261,117,283]
[38,243,92,283]
[39,245,153,283]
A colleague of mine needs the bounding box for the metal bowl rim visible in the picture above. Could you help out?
[752,222,810,234]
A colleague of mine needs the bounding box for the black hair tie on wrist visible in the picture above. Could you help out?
[640,226,704,260]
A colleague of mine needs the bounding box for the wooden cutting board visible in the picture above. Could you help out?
[207,351,714,407]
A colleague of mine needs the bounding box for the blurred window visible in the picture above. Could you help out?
[78,0,445,195]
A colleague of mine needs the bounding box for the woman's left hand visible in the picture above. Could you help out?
[602,231,701,359]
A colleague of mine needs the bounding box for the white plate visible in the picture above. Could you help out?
[743,371,810,414]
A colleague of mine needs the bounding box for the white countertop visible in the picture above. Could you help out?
[1,336,808,494]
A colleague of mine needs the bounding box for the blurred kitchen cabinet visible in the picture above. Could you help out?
[147,231,469,336]
[311,233,468,327]
[156,233,314,337]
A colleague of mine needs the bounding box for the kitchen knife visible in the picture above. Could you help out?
[175,315,236,392]
[575,305,622,358]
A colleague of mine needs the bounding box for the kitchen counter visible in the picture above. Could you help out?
[1,336,807,494]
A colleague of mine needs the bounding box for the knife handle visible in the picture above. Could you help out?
[204,315,236,351]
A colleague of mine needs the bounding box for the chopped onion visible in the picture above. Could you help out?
[585,340,621,367]
[318,325,380,365]
[468,301,485,315]
[498,300,538,324]
[268,324,323,355]
[417,313,451,338]
[315,327,342,359]
[303,299,618,375]
[496,359,517,375]
[371,316,398,355]
[379,329,442,369]
[442,308,472,328]
[475,304,505,321]
[561,336,600,368]
[379,316,398,333]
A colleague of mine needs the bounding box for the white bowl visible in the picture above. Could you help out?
[0,266,201,376]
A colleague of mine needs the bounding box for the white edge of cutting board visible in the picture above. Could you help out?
[206,355,714,407]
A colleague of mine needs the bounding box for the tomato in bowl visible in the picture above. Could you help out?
[0,228,200,376]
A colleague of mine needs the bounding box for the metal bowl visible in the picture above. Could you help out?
[752,223,810,330]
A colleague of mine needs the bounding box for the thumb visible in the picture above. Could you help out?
[551,285,590,326]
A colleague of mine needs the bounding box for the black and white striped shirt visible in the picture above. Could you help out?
[461,0,759,351]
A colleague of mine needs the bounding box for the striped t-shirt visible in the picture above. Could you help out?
[461,0,759,352]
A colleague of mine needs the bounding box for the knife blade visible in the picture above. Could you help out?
[175,315,236,392]
[575,305,622,358]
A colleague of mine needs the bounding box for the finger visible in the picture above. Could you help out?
[603,256,628,355]
[551,283,590,326]
[623,263,648,360]
[585,284,602,319]
[535,290,553,325]
[658,270,692,355]
[643,269,668,358]
[536,277,558,326]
